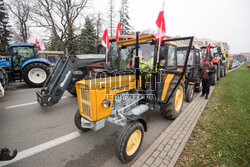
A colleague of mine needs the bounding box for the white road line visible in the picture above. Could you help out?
[14,88,38,93]
[5,96,70,109]
[0,131,81,167]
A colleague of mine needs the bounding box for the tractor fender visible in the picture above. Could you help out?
[20,58,51,70]
[126,115,147,132]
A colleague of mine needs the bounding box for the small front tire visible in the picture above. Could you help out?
[186,85,194,102]
[116,122,144,163]
[74,110,90,132]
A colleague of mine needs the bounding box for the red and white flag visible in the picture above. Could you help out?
[155,1,166,43]
[39,39,46,50]
[206,43,211,56]
[102,28,110,50]
[116,22,121,42]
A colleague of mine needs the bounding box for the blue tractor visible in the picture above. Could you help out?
[0,44,51,87]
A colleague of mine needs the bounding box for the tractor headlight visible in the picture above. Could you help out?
[102,99,111,108]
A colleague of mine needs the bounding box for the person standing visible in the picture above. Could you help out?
[200,59,216,99]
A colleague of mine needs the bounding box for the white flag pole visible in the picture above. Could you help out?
[157,21,163,64]
[106,35,108,64]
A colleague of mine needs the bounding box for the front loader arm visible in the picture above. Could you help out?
[36,54,105,107]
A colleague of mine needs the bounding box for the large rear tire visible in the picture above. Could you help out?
[160,77,185,119]
[116,121,144,163]
[74,110,90,132]
[22,63,50,87]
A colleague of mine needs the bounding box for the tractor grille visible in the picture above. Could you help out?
[80,86,92,119]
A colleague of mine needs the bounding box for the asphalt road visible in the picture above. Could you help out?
[0,82,198,167]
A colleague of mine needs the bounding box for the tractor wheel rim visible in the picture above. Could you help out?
[175,85,184,112]
[28,68,47,84]
[126,129,142,156]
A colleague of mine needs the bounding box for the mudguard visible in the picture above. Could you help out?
[21,58,51,70]
[126,115,147,132]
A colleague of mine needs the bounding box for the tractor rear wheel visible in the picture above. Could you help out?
[116,121,144,163]
[186,85,194,102]
[74,110,90,132]
[22,63,50,87]
[160,77,185,119]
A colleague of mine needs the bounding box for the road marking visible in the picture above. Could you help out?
[5,96,70,109]
[14,88,38,93]
[0,131,81,167]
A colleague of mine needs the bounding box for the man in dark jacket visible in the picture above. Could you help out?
[201,59,216,99]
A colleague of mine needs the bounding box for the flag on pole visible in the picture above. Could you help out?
[39,39,46,50]
[155,1,166,43]
[116,22,121,42]
[206,43,211,56]
[102,28,110,50]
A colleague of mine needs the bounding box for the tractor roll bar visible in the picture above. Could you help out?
[164,36,194,104]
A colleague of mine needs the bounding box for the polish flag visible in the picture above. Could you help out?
[155,1,166,43]
[102,28,110,50]
[116,22,121,42]
[39,39,46,50]
[206,43,211,56]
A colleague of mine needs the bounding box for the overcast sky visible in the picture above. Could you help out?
[91,0,250,54]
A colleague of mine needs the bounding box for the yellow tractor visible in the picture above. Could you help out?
[74,33,193,162]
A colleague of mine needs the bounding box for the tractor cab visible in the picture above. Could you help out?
[98,35,135,70]
[74,33,194,163]
[9,44,38,71]
[177,46,202,101]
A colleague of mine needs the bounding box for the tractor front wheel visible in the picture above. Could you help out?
[22,63,50,87]
[74,110,90,132]
[186,85,194,102]
[116,121,144,163]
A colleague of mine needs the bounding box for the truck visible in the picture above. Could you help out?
[0,44,51,88]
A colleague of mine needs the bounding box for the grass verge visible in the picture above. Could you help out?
[176,67,250,166]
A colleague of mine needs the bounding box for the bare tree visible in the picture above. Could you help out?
[6,0,31,43]
[95,12,104,42]
[32,0,88,52]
